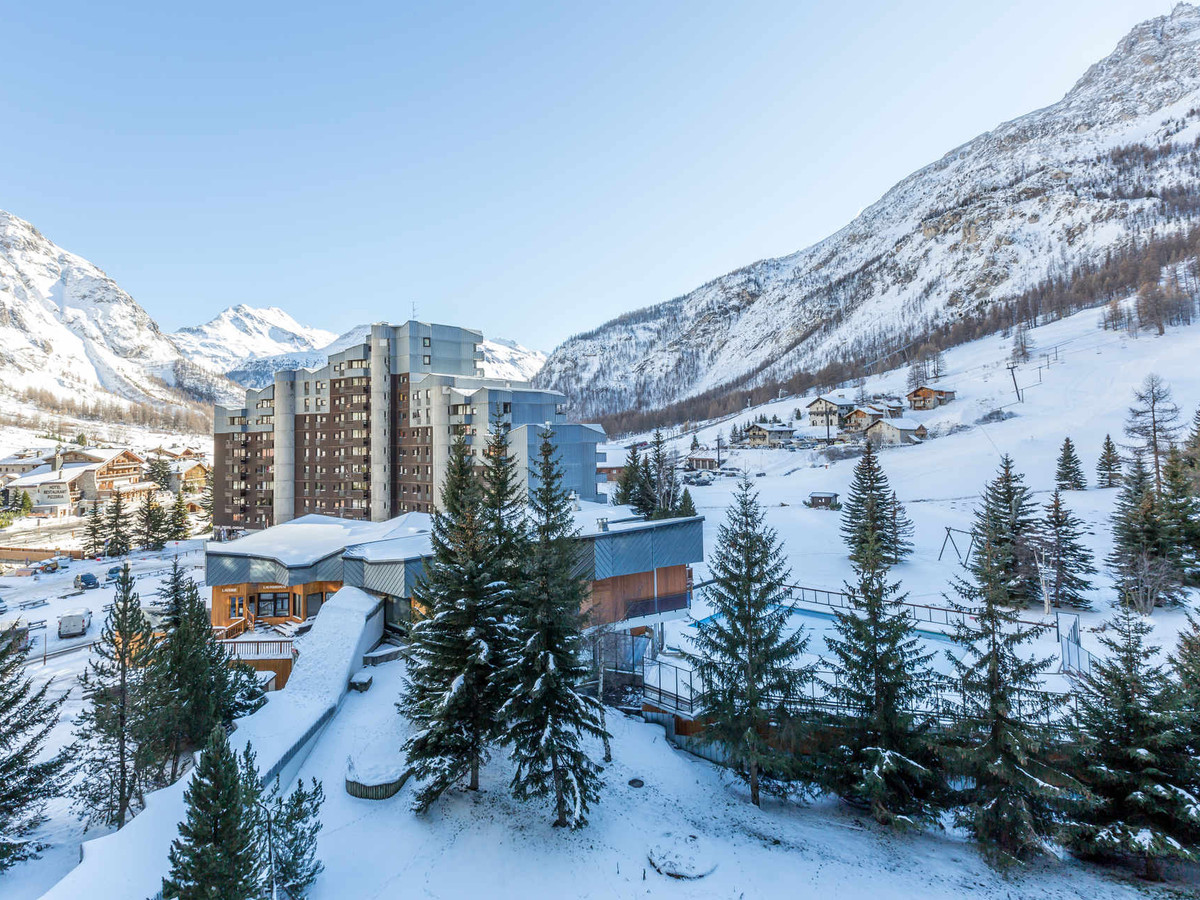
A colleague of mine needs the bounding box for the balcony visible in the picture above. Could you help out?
[621,591,691,623]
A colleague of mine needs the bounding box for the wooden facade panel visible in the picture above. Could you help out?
[210,579,342,628]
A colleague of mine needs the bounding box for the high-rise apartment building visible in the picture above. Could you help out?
[213,321,603,529]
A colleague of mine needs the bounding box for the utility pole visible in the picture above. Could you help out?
[1006,364,1022,403]
[256,800,278,900]
[715,434,724,467]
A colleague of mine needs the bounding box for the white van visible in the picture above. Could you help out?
[57,608,92,639]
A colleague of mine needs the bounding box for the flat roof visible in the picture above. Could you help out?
[209,512,433,567]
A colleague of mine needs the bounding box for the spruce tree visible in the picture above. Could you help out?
[148,457,173,491]
[612,445,640,506]
[632,454,656,517]
[676,487,697,517]
[106,489,132,557]
[20,491,32,515]
[199,470,214,528]
[502,431,608,827]
[1033,489,1096,610]
[1108,455,1181,612]
[1160,446,1200,584]
[947,504,1077,866]
[263,777,325,899]
[1066,606,1200,880]
[1096,434,1122,488]
[690,433,700,452]
[1183,406,1200,491]
[169,489,191,542]
[822,510,947,827]
[688,477,813,806]
[1124,373,1181,494]
[0,622,71,872]
[970,455,1039,607]
[83,498,106,557]
[840,442,913,566]
[400,435,508,809]
[72,565,157,829]
[162,728,262,900]
[136,495,166,551]
[1054,437,1087,491]
[648,429,679,516]
[479,411,529,602]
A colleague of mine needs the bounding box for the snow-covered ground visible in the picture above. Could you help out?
[608,302,1200,663]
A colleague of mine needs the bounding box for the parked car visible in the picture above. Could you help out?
[75,573,100,590]
[37,559,58,574]
[49,555,71,570]
[57,608,92,639]
[105,565,124,582]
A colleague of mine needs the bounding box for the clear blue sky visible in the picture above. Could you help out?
[0,1,1169,351]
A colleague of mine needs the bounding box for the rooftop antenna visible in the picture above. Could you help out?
[411,301,417,322]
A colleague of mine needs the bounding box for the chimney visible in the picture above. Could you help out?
[596,517,609,532]
[52,446,62,472]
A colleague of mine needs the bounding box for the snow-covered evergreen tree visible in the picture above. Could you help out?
[199,470,214,528]
[1108,455,1181,612]
[840,441,913,567]
[400,435,508,810]
[822,513,947,826]
[0,621,71,872]
[147,457,173,491]
[648,428,679,517]
[502,430,608,827]
[169,489,191,542]
[970,455,1039,607]
[480,409,529,592]
[1033,489,1096,610]
[136,495,166,551]
[947,504,1077,866]
[688,477,814,806]
[71,565,156,829]
[263,776,325,899]
[1160,446,1200,584]
[676,488,697,517]
[1054,437,1087,491]
[106,489,132,557]
[1096,434,1122,488]
[611,444,639,506]
[1123,373,1181,494]
[1066,606,1200,880]
[162,729,261,900]
[83,498,106,557]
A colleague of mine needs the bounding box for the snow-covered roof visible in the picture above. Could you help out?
[211,513,431,566]
[747,423,795,432]
[167,458,209,474]
[571,500,701,538]
[6,462,93,488]
[806,392,855,408]
[907,385,955,395]
[868,418,925,432]
[343,529,434,563]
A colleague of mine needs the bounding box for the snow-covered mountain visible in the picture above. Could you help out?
[538,4,1200,419]
[223,326,546,389]
[0,210,240,407]
[170,305,336,374]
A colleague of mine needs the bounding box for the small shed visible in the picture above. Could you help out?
[687,454,720,471]
[807,491,840,509]
[906,385,956,410]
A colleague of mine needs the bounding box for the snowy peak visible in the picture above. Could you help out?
[479,337,547,381]
[537,5,1200,421]
[0,209,238,407]
[171,304,337,374]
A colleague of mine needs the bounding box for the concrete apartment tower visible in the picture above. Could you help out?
[213,320,604,529]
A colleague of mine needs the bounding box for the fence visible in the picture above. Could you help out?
[1057,611,1095,677]
[218,639,296,660]
[782,583,1047,630]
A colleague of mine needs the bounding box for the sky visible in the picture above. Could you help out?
[0,1,1173,352]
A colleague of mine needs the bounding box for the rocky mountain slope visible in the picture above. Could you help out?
[537,4,1200,420]
[0,210,240,408]
[224,324,546,389]
[170,305,336,374]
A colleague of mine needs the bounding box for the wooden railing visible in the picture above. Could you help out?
[218,638,296,660]
[213,618,248,640]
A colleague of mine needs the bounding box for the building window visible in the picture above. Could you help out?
[229,596,244,619]
[422,336,431,347]
[423,355,431,365]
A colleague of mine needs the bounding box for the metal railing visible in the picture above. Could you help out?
[781,584,1047,629]
[218,639,296,660]
[623,591,690,622]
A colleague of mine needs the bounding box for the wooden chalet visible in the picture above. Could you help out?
[906,385,957,410]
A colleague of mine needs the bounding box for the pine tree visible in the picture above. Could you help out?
[162,728,262,900]
[688,477,813,806]
[947,500,1077,866]
[400,435,508,810]
[1160,446,1200,584]
[1054,437,1087,491]
[72,565,157,829]
[106,489,132,557]
[612,445,640,507]
[169,489,191,542]
[1183,406,1200,490]
[0,622,71,872]
[19,491,32,515]
[83,498,106,557]
[632,455,656,517]
[1097,434,1123,488]
[1065,606,1200,880]
[1108,456,1181,613]
[479,411,529,598]
[1124,373,1181,494]
[136,496,166,551]
[840,442,913,567]
[1033,489,1096,610]
[1170,614,1200,761]
[676,488,697,517]
[263,777,325,899]
[822,509,947,827]
[199,470,214,529]
[648,429,679,516]
[147,457,173,491]
[970,455,1039,607]
[502,431,608,827]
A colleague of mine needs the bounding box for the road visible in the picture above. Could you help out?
[0,517,86,551]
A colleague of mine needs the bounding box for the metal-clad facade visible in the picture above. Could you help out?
[205,550,344,588]
[587,518,703,580]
